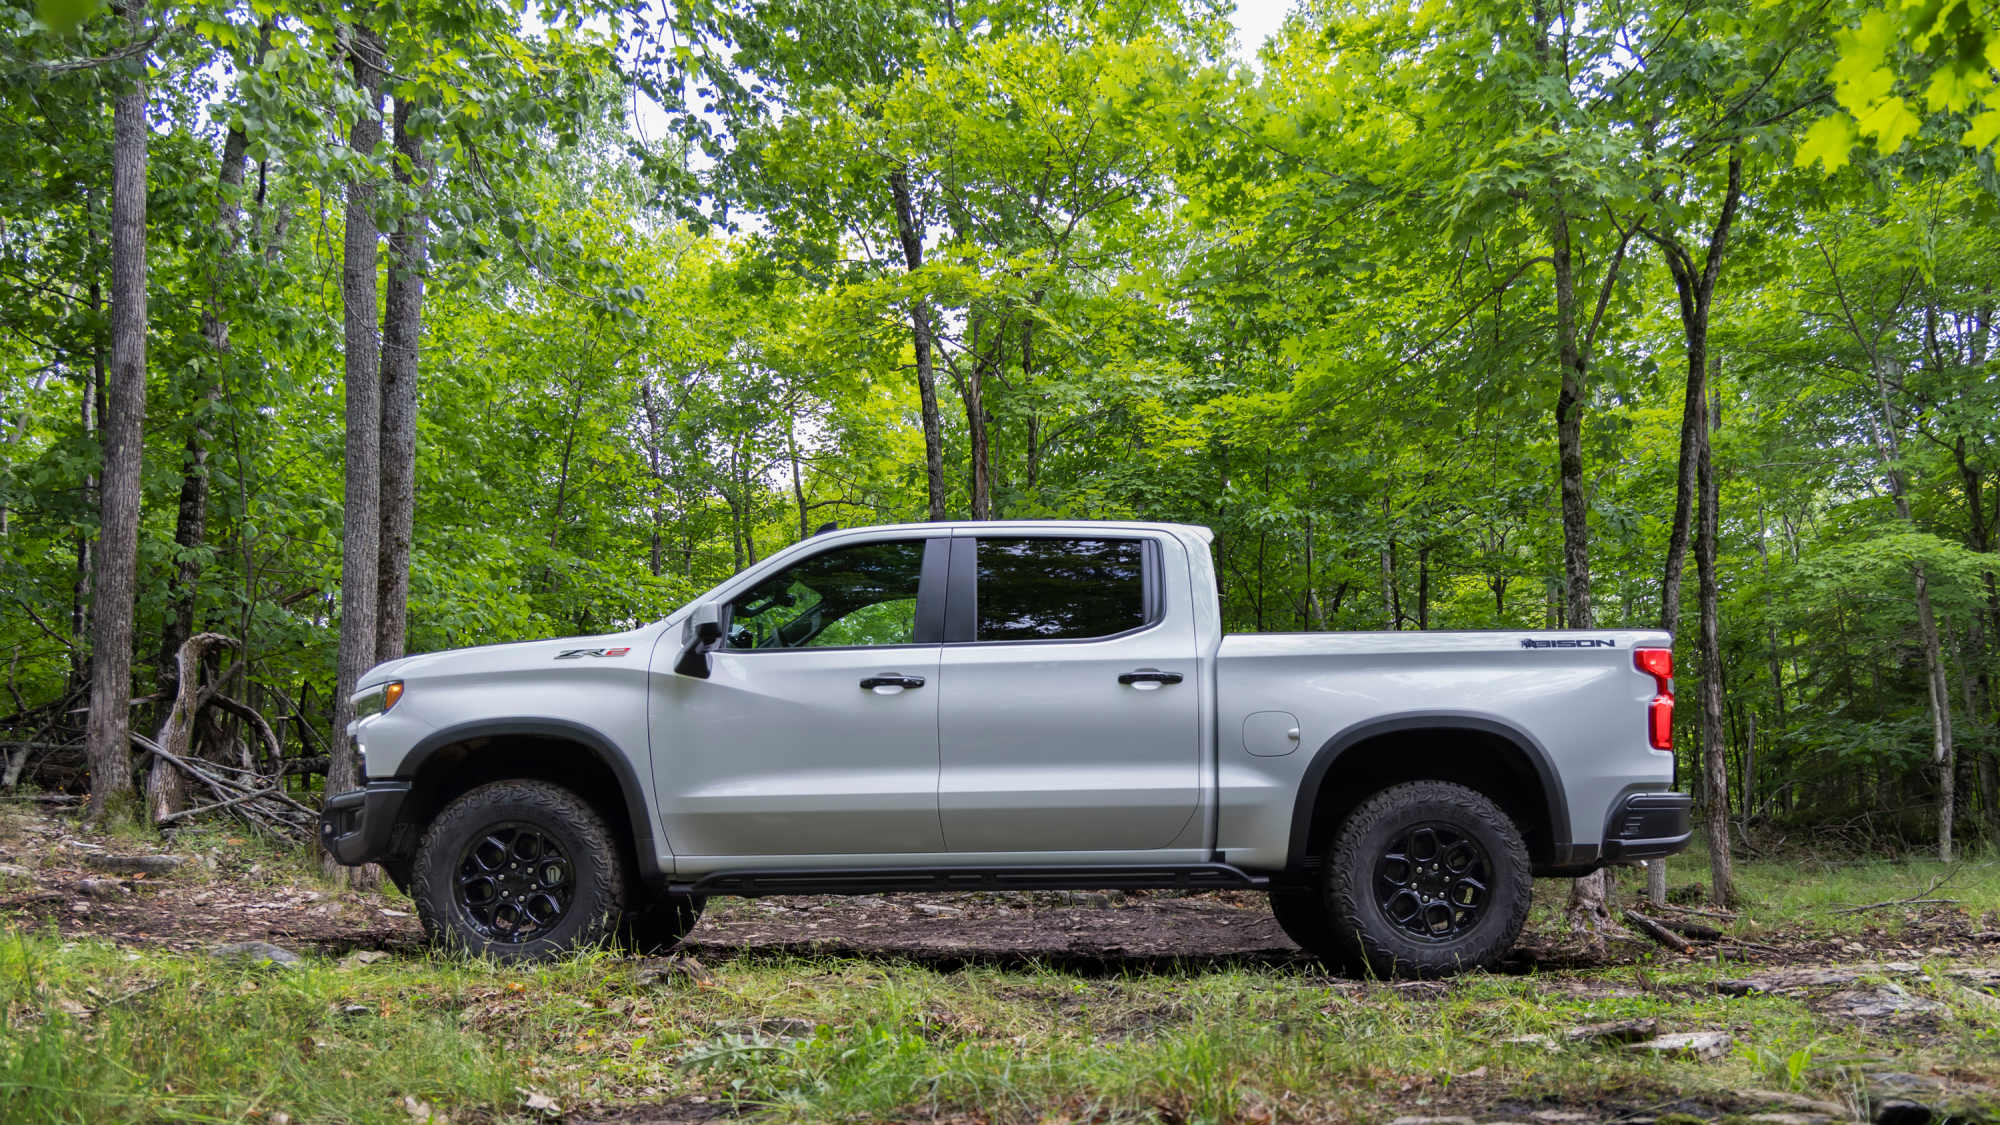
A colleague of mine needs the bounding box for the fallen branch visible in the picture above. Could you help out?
[1831,869,1963,916]
[158,785,285,824]
[1832,898,1959,916]
[1623,909,1693,953]
[1657,916,1725,942]
[205,693,285,773]
[1658,902,1737,921]
[130,732,311,841]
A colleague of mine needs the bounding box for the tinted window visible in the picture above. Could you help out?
[976,538,1147,642]
[726,540,925,649]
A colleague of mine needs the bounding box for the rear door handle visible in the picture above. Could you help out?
[860,674,926,690]
[1118,669,1184,686]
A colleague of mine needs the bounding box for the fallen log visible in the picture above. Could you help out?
[1658,916,1725,942]
[1623,909,1693,953]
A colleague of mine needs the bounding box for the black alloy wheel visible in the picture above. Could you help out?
[1325,780,1532,977]
[411,780,626,962]
[1373,821,1492,942]
[456,823,576,944]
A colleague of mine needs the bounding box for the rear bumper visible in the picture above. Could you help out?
[1600,790,1693,862]
[318,781,411,867]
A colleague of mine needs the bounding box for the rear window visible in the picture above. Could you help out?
[975,537,1147,642]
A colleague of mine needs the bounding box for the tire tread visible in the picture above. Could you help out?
[1326,780,1531,978]
[412,779,626,962]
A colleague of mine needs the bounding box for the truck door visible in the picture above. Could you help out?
[650,535,946,858]
[936,533,1202,853]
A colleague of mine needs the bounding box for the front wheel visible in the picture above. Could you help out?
[1325,780,1532,978]
[1269,888,1352,970]
[411,780,627,962]
[620,891,706,954]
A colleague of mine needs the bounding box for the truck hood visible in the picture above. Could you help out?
[357,624,664,692]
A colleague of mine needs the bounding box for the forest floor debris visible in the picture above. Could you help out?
[1,802,1997,1123]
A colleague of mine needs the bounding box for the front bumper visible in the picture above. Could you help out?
[1600,790,1693,862]
[318,780,412,867]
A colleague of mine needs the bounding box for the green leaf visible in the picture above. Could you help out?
[1962,108,2000,148]
[34,0,101,32]
[1856,95,1922,153]
[1796,114,1858,171]
[1922,64,1977,112]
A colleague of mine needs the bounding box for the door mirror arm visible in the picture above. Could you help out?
[676,604,724,678]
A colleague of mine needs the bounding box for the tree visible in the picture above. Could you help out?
[376,92,429,665]
[327,26,386,815]
[81,0,149,823]
[1647,154,1746,903]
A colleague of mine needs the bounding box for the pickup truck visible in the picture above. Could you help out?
[320,520,1690,976]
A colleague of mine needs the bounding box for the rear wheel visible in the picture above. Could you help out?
[412,780,626,962]
[1325,780,1531,978]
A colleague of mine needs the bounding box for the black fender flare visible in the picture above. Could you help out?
[399,717,667,886]
[1285,712,1572,869]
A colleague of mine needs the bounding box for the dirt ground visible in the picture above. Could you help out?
[3,800,1994,976]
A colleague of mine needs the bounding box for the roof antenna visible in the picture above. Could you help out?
[812,521,838,536]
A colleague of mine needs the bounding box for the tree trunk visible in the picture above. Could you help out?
[72,283,102,691]
[889,168,946,521]
[964,315,994,520]
[83,1,151,824]
[328,27,386,816]
[1696,377,1737,903]
[1548,192,1616,933]
[376,93,429,666]
[1861,355,1956,861]
[159,88,257,698]
[786,410,808,539]
[1659,353,1703,634]
[1741,703,1756,827]
[1643,154,1743,906]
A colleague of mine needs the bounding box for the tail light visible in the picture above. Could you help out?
[1635,648,1673,750]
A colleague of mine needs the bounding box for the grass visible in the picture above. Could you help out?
[1,828,1998,1123]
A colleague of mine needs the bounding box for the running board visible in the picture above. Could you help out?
[670,862,1270,898]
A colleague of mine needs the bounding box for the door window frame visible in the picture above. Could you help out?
[942,533,1162,646]
[718,535,949,653]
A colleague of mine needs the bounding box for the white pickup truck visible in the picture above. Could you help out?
[321,520,1689,976]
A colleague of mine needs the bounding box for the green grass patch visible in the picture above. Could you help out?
[1,849,1996,1122]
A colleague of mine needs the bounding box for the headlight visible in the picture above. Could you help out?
[353,680,404,721]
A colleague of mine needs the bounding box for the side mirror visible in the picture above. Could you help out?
[675,603,723,678]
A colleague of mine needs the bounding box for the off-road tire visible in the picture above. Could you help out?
[412,780,626,962]
[1268,887,1356,971]
[1326,780,1531,978]
[619,891,706,955]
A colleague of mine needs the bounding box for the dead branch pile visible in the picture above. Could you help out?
[1,632,325,842]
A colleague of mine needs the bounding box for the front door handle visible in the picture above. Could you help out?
[860,674,927,691]
[1118,669,1184,686]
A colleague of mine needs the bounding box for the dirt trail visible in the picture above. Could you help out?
[3,802,1995,974]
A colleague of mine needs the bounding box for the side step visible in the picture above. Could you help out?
[670,862,1270,898]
